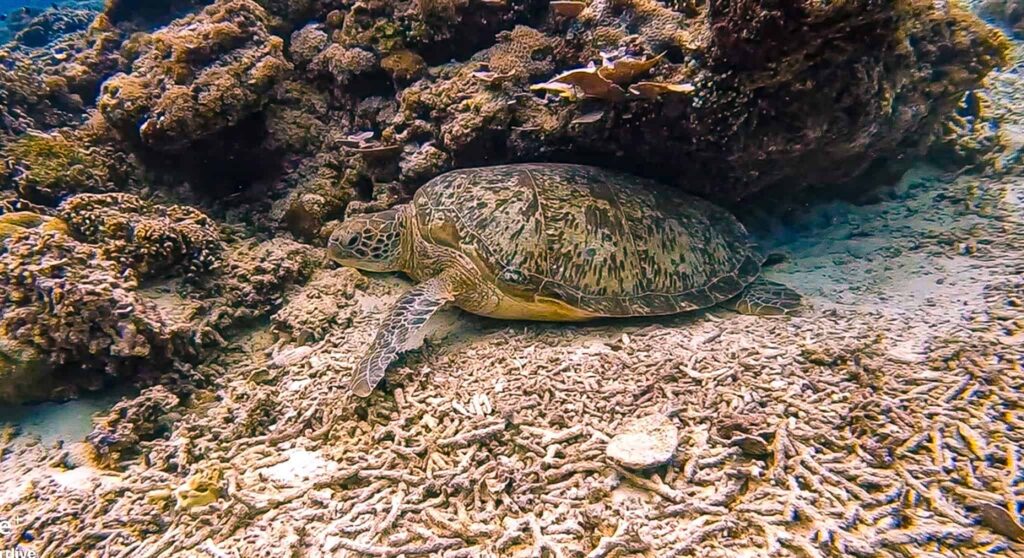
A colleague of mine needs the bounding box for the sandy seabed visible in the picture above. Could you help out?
[2,45,1024,558]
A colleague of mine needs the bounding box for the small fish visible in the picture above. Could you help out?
[0,14,6,21]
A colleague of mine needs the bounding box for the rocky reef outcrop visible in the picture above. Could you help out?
[0,0,1011,401]
[0,191,321,403]
[0,209,185,403]
[97,0,291,151]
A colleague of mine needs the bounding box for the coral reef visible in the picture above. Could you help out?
[191,237,322,337]
[86,385,181,466]
[0,224,185,403]
[0,1,1020,554]
[8,5,96,48]
[0,199,321,403]
[270,267,368,344]
[4,164,1024,556]
[0,5,125,134]
[930,90,1007,168]
[2,0,1006,240]
[1,121,133,204]
[59,192,221,278]
[102,0,211,26]
[97,0,291,151]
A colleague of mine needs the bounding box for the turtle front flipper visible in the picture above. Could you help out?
[720,277,802,316]
[351,273,459,397]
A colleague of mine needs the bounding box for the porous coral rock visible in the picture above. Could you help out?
[271,267,369,343]
[606,413,680,470]
[384,0,1008,200]
[193,237,322,335]
[10,5,96,48]
[309,44,378,85]
[0,226,186,404]
[380,48,426,82]
[86,385,182,466]
[288,23,330,69]
[59,192,222,279]
[97,0,291,151]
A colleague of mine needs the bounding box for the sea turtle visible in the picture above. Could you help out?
[328,163,800,397]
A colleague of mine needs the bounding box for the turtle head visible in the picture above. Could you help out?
[327,207,409,272]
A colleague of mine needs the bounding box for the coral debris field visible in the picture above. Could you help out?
[0,0,1022,556]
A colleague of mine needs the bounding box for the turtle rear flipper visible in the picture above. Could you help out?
[720,277,801,316]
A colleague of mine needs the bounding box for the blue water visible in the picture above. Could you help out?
[0,0,59,12]
[0,0,98,16]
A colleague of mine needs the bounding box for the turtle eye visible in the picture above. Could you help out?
[346,233,360,248]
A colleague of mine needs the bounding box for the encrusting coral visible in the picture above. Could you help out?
[191,237,322,337]
[270,267,369,344]
[1,122,133,204]
[4,0,1006,241]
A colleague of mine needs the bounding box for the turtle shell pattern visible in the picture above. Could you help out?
[412,163,762,316]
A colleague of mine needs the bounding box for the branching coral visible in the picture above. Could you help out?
[0,225,184,404]
[97,0,291,151]
[59,192,222,279]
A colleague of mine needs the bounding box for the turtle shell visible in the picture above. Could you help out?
[411,163,762,316]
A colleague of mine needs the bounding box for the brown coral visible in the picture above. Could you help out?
[271,267,369,343]
[193,237,322,336]
[1,123,132,204]
[0,226,185,403]
[392,0,1008,200]
[484,25,558,79]
[97,0,291,151]
[59,193,222,279]
[86,385,182,466]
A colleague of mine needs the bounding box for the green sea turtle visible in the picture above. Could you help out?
[328,163,800,397]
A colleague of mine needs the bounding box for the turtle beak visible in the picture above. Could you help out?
[326,235,345,264]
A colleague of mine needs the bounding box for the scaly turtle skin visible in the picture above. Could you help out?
[328,163,800,397]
